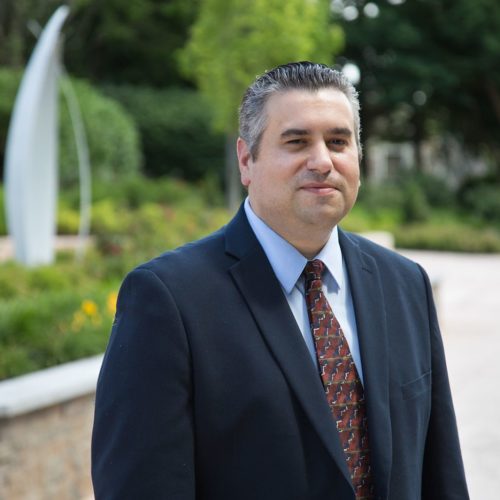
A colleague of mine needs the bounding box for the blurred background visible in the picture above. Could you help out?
[0,0,498,498]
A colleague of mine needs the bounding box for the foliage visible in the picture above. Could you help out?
[337,0,500,172]
[457,175,500,224]
[90,198,229,269]
[88,174,223,208]
[344,174,500,252]
[63,0,198,86]
[341,204,400,233]
[343,206,500,254]
[0,254,119,379]
[180,0,344,134]
[0,0,197,87]
[102,85,224,180]
[0,0,64,66]
[394,224,500,253]
[1,176,225,236]
[59,77,142,184]
[357,171,457,224]
[0,67,142,184]
[0,67,22,175]
[0,286,116,379]
[0,178,230,380]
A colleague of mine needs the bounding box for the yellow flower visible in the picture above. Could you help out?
[106,291,118,316]
[81,299,98,317]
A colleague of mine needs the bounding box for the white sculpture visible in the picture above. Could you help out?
[4,6,70,266]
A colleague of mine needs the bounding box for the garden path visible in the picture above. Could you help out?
[401,250,500,500]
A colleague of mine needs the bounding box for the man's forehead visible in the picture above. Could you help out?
[263,88,354,130]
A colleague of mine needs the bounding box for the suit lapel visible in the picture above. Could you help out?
[339,229,392,499]
[225,208,353,489]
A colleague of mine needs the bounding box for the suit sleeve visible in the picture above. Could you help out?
[418,265,469,499]
[91,267,195,500]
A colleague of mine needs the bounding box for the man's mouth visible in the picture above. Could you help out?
[300,183,339,195]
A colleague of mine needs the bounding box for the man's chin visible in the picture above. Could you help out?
[299,206,345,229]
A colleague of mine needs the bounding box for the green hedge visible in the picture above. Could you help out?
[0,176,224,236]
[0,67,142,185]
[394,223,500,253]
[102,84,224,180]
[72,175,222,210]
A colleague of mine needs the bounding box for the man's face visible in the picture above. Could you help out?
[237,88,360,250]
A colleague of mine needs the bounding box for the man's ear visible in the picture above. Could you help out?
[237,137,252,187]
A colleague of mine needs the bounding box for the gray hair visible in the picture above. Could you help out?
[238,61,362,159]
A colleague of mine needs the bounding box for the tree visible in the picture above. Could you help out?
[0,0,63,66]
[336,0,500,178]
[0,0,198,87]
[180,0,344,210]
[64,0,199,87]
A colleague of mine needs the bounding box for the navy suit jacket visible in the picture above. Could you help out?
[92,206,469,499]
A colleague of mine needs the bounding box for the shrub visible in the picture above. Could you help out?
[400,180,431,223]
[408,172,456,210]
[57,199,81,234]
[358,172,458,225]
[0,288,115,379]
[89,176,215,208]
[0,67,142,185]
[102,85,224,180]
[55,176,224,236]
[394,223,500,252]
[0,257,101,301]
[356,182,404,212]
[0,261,30,300]
[341,205,400,233]
[59,77,142,184]
[92,199,230,268]
[458,175,500,224]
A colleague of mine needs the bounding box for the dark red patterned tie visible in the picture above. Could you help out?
[304,259,374,499]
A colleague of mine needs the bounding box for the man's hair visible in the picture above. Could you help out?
[239,61,362,160]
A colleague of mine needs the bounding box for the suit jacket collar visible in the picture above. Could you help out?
[225,207,391,497]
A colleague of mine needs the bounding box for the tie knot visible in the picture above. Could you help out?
[304,259,325,283]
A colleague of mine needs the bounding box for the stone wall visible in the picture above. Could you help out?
[0,356,102,500]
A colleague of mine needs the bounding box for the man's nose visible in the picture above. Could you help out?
[306,142,333,173]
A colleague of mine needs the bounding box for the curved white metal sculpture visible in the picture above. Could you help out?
[60,71,92,261]
[4,6,70,266]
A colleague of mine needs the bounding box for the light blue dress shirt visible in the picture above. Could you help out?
[244,198,364,384]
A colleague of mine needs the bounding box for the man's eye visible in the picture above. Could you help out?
[329,139,347,146]
[286,139,305,144]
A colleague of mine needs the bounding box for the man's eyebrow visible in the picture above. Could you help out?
[280,128,310,138]
[280,127,353,138]
[326,127,352,137]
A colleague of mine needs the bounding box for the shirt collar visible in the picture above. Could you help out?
[244,198,344,294]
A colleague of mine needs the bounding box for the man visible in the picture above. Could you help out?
[92,62,469,499]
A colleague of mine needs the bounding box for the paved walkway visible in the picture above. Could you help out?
[401,250,500,500]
